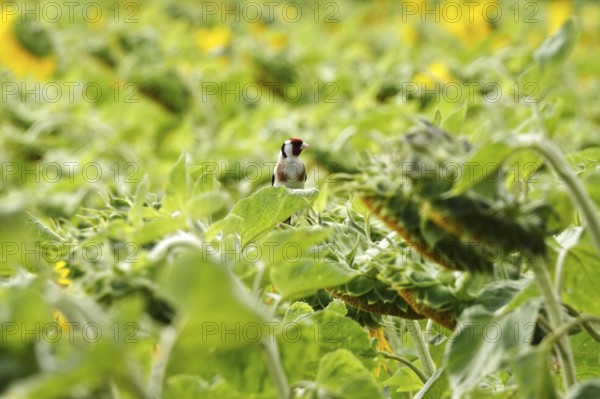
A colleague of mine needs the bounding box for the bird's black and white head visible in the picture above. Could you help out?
[281,138,310,158]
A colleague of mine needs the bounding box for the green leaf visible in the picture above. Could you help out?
[163,250,267,350]
[474,278,534,312]
[188,191,230,218]
[316,349,383,399]
[162,153,189,213]
[324,299,347,316]
[442,103,468,135]
[384,366,424,392]
[129,175,150,226]
[271,259,354,300]
[133,216,187,244]
[571,330,600,381]
[511,347,558,399]
[584,173,600,208]
[534,19,580,71]
[203,345,275,396]
[282,301,315,324]
[260,227,355,298]
[449,141,514,196]
[277,305,375,383]
[27,212,64,242]
[446,298,542,397]
[566,380,600,399]
[562,232,600,315]
[260,227,332,264]
[205,186,319,244]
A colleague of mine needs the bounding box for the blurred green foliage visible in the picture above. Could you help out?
[1,0,600,398]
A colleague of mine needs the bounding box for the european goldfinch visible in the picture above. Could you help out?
[272,138,309,224]
[272,138,309,189]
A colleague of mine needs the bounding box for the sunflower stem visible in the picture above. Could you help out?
[529,257,577,388]
[406,320,435,378]
[261,338,290,399]
[527,139,600,256]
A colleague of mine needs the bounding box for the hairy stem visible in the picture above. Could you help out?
[527,139,600,256]
[542,315,600,352]
[261,338,290,399]
[554,248,568,293]
[406,320,436,379]
[529,257,577,388]
[150,326,177,398]
[378,351,428,383]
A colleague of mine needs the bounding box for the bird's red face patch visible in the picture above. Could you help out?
[289,138,305,156]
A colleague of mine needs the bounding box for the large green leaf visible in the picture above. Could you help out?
[205,186,319,244]
[316,349,383,399]
[260,227,355,298]
[449,141,513,196]
[561,232,600,315]
[383,366,423,393]
[277,302,376,384]
[163,250,268,352]
[511,347,558,399]
[271,258,355,300]
[571,332,600,382]
[445,298,543,397]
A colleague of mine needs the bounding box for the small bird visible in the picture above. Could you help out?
[272,138,310,189]
[272,138,310,224]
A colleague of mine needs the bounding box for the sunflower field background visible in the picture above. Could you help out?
[1,0,600,398]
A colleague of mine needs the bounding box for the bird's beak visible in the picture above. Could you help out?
[301,142,310,150]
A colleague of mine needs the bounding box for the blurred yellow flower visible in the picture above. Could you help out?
[413,61,453,89]
[492,34,510,51]
[399,24,419,47]
[580,3,600,43]
[548,0,573,34]
[52,309,72,334]
[196,25,232,54]
[441,0,495,46]
[249,21,267,37]
[268,32,288,50]
[0,14,55,79]
[248,22,288,51]
[54,260,72,286]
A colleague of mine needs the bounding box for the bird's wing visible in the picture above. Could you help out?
[299,163,307,182]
